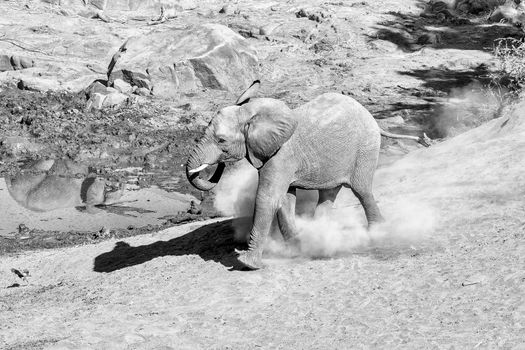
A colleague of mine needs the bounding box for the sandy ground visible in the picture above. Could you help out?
[1,107,525,349]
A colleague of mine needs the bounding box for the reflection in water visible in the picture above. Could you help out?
[6,159,125,213]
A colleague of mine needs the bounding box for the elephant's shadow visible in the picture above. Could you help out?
[93,218,251,273]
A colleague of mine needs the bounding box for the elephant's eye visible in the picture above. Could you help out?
[217,137,227,144]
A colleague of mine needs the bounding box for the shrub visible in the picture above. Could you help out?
[492,37,525,91]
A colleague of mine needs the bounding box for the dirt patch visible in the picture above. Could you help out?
[0,85,224,254]
[0,85,200,183]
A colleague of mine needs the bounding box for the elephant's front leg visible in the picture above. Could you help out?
[277,187,299,241]
[237,172,290,270]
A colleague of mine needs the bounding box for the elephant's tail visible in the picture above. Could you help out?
[380,129,432,147]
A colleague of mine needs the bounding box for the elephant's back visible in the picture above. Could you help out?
[295,93,380,145]
[287,93,380,188]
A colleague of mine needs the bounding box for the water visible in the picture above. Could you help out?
[0,159,196,237]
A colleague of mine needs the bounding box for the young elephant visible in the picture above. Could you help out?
[186,81,428,269]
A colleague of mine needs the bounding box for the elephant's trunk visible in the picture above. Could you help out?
[186,136,225,191]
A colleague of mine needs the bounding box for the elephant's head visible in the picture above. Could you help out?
[186,81,297,191]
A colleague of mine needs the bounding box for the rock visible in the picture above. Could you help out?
[107,23,258,98]
[17,77,61,92]
[135,87,150,96]
[219,4,230,14]
[228,23,259,38]
[93,226,111,239]
[259,23,281,36]
[113,78,132,93]
[41,0,198,12]
[85,80,107,97]
[187,200,202,214]
[0,55,34,71]
[489,5,525,25]
[0,55,13,72]
[310,38,334,53]
[123,333,145,344]
[130,75,152,90]
[87,92,106,109]
[1,136,44,155]
[296,7,331,23]
[90,0,107,10]
[108,69,152,91]
[416,32,441,45]
[103,92,128,108]
[11,56,35,70]
[18,223,30,234]
[105,86,119,94]
[44,340,79,350]
[455,0,507,14]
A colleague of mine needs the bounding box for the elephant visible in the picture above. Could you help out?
[6,159,125,213]
[186,81,429,269]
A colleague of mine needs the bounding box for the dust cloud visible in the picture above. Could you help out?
[431,82,505,138]
[213,160,437,259]
[213,159,257,242]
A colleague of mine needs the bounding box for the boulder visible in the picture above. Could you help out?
[103,92,128,107]
[85,80,108,97]
[113,78,132,93]
[17,77,62,92]
[0,55,12,72]
[259,23,281,36]
[454,0,507,14]
[107,23,259,98]
[489,4,525,24]
[0,55,35,72]
[87,92,106,109]
[10,56,36,70]
[135,87,150,96]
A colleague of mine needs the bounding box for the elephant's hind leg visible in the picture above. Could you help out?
[350,150,384,226]
[351,188,383,227]
[314,186,342,218]
[277,187,299,241]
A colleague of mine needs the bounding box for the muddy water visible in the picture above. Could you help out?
[0,159,197,238]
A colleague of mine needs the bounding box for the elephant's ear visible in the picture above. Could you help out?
[236,80,260,105]
[244,110,297,169]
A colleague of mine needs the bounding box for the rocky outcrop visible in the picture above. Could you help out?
[454,0,510,14]
[40,0,197,12]
[489,3,525,25]
[107,23,259,98]
[17,77,61,92]
[0,55,35,72]
[84,81,130,110]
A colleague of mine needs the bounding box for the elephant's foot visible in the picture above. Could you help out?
[367,216,386,229]
[235,249,263,270]
[281,229,299,242]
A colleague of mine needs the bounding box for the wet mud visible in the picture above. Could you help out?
[0,86,219,254]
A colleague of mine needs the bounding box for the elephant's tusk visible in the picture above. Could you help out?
[188,164,209,174]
